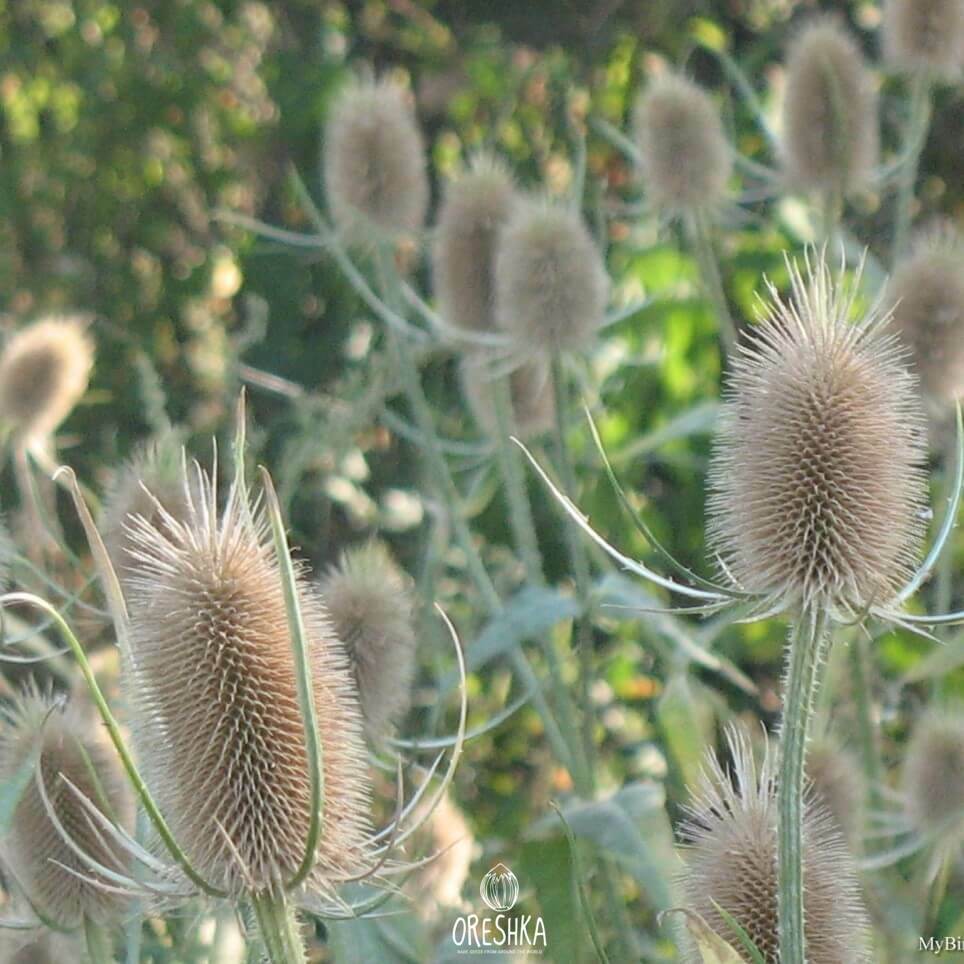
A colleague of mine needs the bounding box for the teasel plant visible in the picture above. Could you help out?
[0,399,468,964]
[516,246,964,963]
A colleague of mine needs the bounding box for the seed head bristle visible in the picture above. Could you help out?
[323,78,429,243]
[432,155,517,334]
[494,200,608,356]
[0,686,134,929]
[124,466,373,896]
[318,541,416,735]
[632,72,732,213]
[883,0,964,77]
[679,727,872,963]
[902,708,964,838]
[781,19,878,196]
[707,250,928,615]
[460,356,555,439]
[0,316,94,441]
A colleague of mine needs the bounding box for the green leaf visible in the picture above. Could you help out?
[662,909,745,964]
[657,674,715,790]
[518,835,583,962]
[326,902,428,964]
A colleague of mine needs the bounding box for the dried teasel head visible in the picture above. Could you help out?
[432,155,517,335]
[806,735,863,846]
[632,72,732,214]
[781,19,878,197]
[318,541,417,735]
[679,727,872,963]
[124,465,373,896]
[494,200,608,357]
[0,930,81,964]
[459,356,555,440]
[0,316,94,442]
[707,250,928,616]
[883,0,964,78]
[887,226,964,409]
[323,78,429,243]
[0,686,133,929]
[902,708,964,840]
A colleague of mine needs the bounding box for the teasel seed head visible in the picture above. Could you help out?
[887,226,964,408]
[781,19,878,197]
[0,930,80,964]
[902,708,964,838]
[707,250,928,616]
[632,72,732,214]
[318,541,417,735]
[883,0,964,78]
[806,735,863,846]
[679,727,872,963]
[124,467,373,896]
[432,155,517,335]
[494,200,608,356]
[0,687,134,929]
[460,356,555,439]
[323,78,429,243]
[0,316,94,442]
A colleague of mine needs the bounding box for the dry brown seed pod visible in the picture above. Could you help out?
[806,735,863,846]
[883,0,964,78]
[459,356,555,440]
[902,708,964,838]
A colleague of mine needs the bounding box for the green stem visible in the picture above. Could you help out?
[83,916,113,964]
[817,188,842,249]
[249,888,306,964]
[777,607,830,964]
[892,72,932,266]
[849,632,882,814]
[684,210,737,358]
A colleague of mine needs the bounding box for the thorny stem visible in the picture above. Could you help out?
[683,210,738,358]
[892,72,932,267]
[849,632,883,812]
[249,888,306,964]
[778,607,830,964]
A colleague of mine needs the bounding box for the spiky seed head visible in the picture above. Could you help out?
[0,687,134,928]
[411,792,474,918]
[460,357,555,439]
[632,72,732,213]
[100,433,193,585]
[323,79,429,242]
[318,542,416,735]
[0,316,94,441]
[494,201,608,356]
[902,709,964,837]
[887,227,964,407]
[707,251,928,615]
[781,19,878,196]
[124,468,373,896]
[806,736,863,845]
[432,155,517,335]
[883,0,964,77]
[0,931,80,964]
[679,728,872,963]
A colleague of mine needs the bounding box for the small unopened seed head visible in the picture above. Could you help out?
[679,728,871,963]
[888,228,964,407]
[433,156,517,335]
[494,201,608,356]
[124,467,373,896]
[707,251,928,614]
[807,736,863,845]
[318,542,416,734]
[902,709,964,837]
[632,72,732,213]
[781,20,878,196]
[883,0,964,78]
[460,357,555,439]
[0,316,94,441]
[0,688,133,929]
[323,78,429,242]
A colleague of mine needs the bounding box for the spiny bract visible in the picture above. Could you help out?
[707,251,928,615]
[883,0,964,77]
[679,728,871,963]
[124,467,373,896]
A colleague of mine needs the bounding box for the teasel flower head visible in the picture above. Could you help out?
[883,0,964,78]
[781,19,878,197]
[432,155,517,336]
[679,727,872,963]
[100,432,193,586]
[902,708,964,843]
[323,78,429,243]
[707,249,928,617]
[318,541,417,736]
[0,930,81,964]
[0,316,94,443]
[460,355,555,440]
[806,735,863,846]
[632,72,732,215]
[494,200,608,357]
[887,226,964,409]
[123,465,374,897]
[0,686,134,929]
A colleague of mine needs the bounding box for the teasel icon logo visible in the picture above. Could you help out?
[480,863,519,912]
